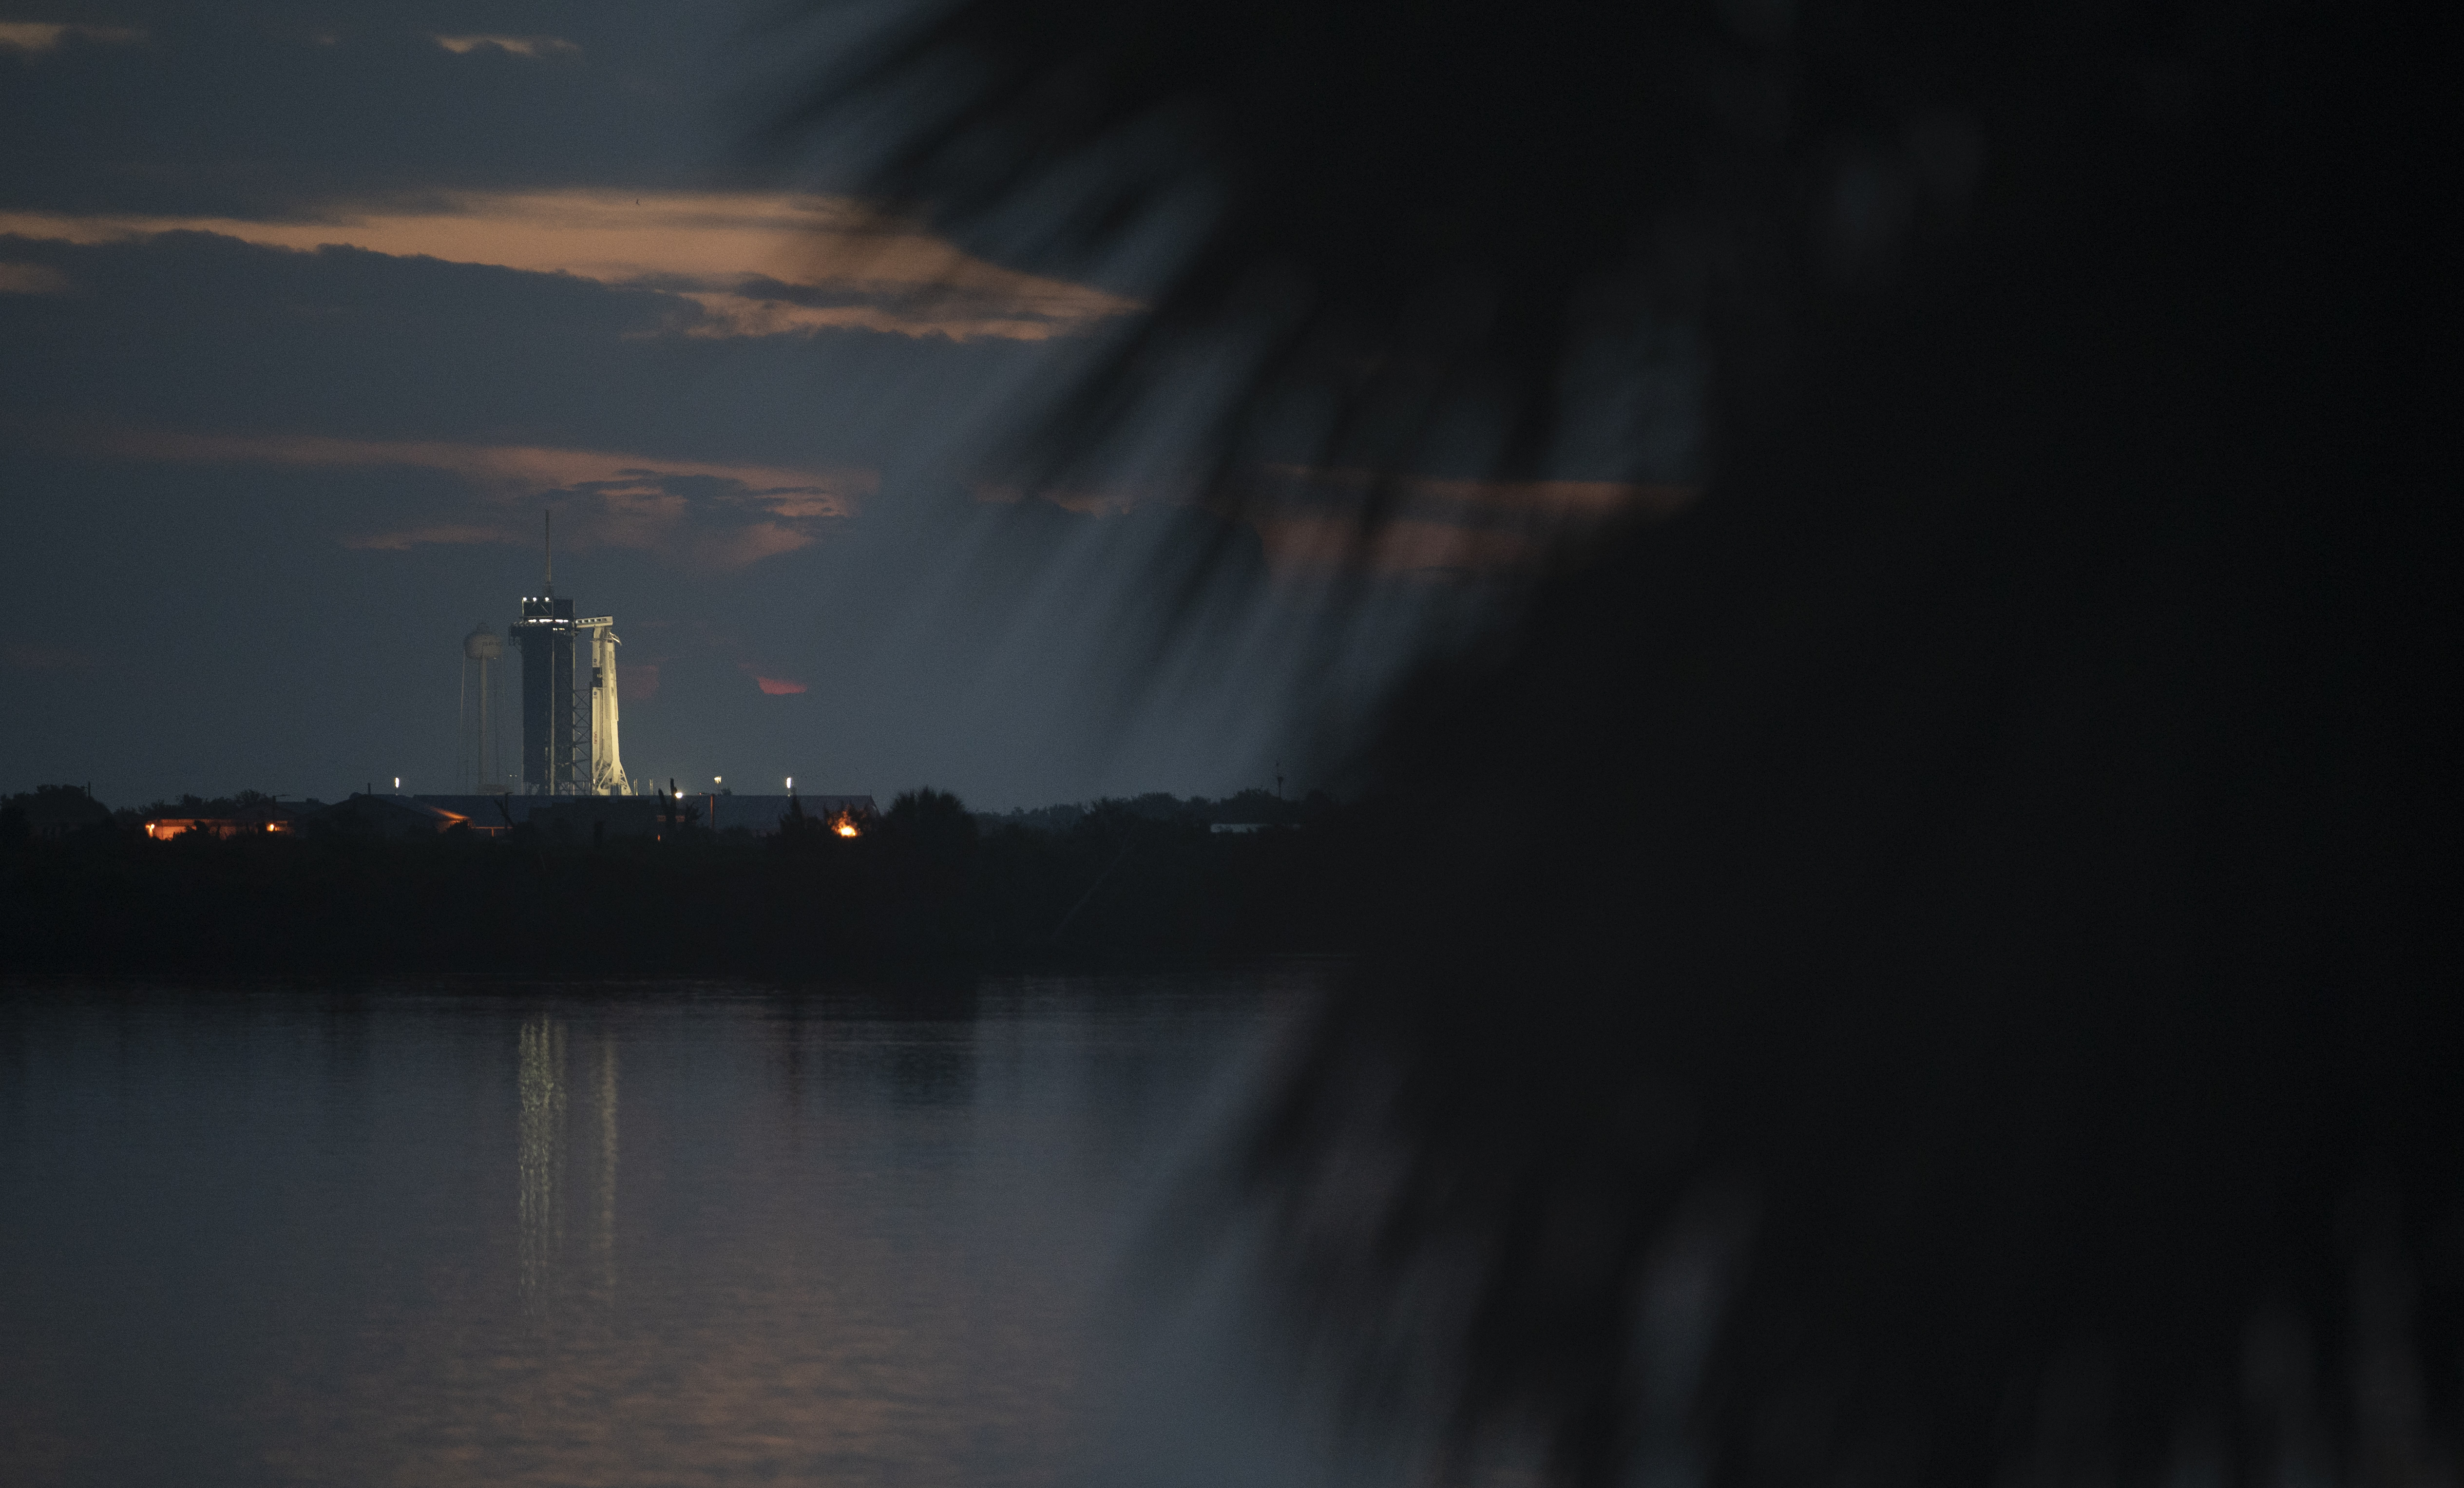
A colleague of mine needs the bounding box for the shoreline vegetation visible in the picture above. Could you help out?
[0,784,1368,976]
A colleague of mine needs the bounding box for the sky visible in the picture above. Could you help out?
[0,1,1650,811]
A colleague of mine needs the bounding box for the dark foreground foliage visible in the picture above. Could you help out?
[0,788,1367,976]
[804,0,2457,1480]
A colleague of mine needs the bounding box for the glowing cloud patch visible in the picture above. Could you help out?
[1251,515,1549,576]
[112,431,869,513]
[1263,465,1692,520]
[0,21,145,54]
[103,430,875,572]
[0,191,1138,341]
[431,34,578,57]
[752,676,808,696]
[1239,465,1695,575]
[0,262,71,294]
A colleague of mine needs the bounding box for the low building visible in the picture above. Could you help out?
[142,800,308,839]
[300,794,469,840]
[686,794,876,837]
[400,791,878,841]
[406,794,531,836]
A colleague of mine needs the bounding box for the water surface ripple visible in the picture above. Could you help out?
[0,973,1331,1488]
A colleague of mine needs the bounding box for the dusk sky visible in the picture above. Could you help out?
[0,0,1629,810]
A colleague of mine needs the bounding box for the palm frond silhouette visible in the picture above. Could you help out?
[787,0,2455,1480]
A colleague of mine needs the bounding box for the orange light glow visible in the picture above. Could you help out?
[835,820,860,838]
[143,818,294,839]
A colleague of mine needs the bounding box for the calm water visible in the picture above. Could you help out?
[0,972,1349,1488]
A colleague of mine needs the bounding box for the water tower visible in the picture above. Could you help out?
[458,625,505,792]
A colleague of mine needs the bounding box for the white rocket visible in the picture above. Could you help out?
[573,616,629,795]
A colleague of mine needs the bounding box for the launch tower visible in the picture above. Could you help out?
[512,513,630,795]
[516,515,583,794]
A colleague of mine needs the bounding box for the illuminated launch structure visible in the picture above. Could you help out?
[578,615,629,796]
[514,529,578,794]
[458,624,504,792]
[515,514,631,795]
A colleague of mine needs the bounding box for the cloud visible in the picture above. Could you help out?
[1261,465,1693,521]
[112,430,867,510]
[751,675,808,696]
[337,523,513,551]
[1242,468,1696,575]
[968,466,1693,575]
[677,292,1093,344]
[102,430,877,571]
[1250,514,1547,576]
[1251,468,1695,572]
[430,35,579,59]
[0,191,1138,341]
[0,262,70,294]
[972,480,1153,516]
[0,21,144,55]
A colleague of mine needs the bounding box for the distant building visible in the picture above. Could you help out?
[406,794,532,834]
[684,794,876,837]
[141,800,307,839]
[300,794,470,840]
[402,791,877,840]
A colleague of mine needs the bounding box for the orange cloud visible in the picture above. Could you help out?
[105,430,873,571]
[0,262,70,294]
[1251,515,1546,576]
[1263,464,1693,520]
[340,523,513,551]
[431,34,577,58]
[0,21,145,54]
[1239,465,1694,575]
[677,292,1100,344]
[112,430,870,513]
[0,191,1138,341]
[752,675,807,696]
[967,466,1691,575]
[699,521,817,569]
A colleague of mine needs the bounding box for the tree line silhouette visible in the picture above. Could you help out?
[0,784,1363,975]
